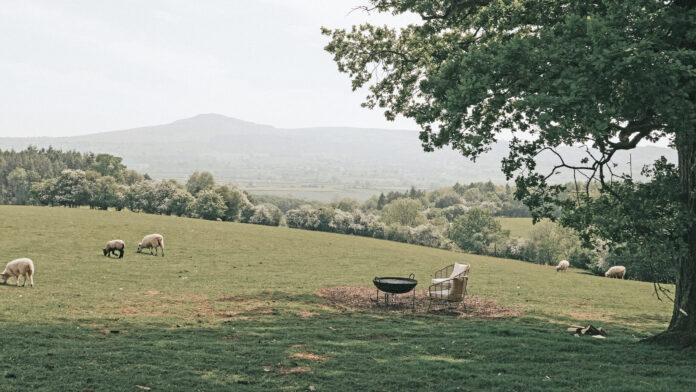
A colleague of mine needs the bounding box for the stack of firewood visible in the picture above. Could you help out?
[567,325,607,338]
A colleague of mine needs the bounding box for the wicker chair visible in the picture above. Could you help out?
[427,263,469,312]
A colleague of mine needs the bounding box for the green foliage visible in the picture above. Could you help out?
[433,191,461,208]
[377,192,387,210]
[568,247,595,271]
[127,181,159,213]
[253,194,316,213]
[247,203,283,226]
[186,171,216,196]
[381,198,426,227]
[167,188,195,217]
[90,154,126,182]
[562,158,688,282]
[0,147,100,204]
[31,178,56,206]
[527,221,580,265]
[89,176,119,210]
[5,167,35,204]
[335,198,359,212]
[441,204,469,222]
[51,169,92,208]
[123,169,144,185]
[215,185,252,221]
[449,208,508,254]
[192,189,226,220]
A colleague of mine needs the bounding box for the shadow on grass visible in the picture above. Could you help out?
[1,314,695,392]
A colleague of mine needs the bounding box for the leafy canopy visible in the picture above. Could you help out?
[449,207,507,254]
[323,0,695,217]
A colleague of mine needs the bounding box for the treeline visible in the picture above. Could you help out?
[282,185,530,253]
[368,182,531,217]
[0,147,281,226]
[0,146,146,205]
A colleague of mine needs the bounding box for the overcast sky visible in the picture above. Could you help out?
[0,0,421,137]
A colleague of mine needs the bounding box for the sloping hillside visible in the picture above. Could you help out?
[0,206,691,391]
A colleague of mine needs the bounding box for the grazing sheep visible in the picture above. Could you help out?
[103,239,125,258]
[216,218,222,222]
[137,234,164,257]
[1,258,34,287]
[556,260,570,272]
[605,266,626,279]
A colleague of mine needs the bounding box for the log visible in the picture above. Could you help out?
[568,324,607,336]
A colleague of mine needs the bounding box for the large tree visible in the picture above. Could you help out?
[323,0,695,344]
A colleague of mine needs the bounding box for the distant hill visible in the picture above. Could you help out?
[0,113,676,199]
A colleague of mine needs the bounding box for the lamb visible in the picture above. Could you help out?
[103,239,125,258]
[605,266,626,279]
[1,258,35,287]
[137,234,165,257]
[556,260,570,272]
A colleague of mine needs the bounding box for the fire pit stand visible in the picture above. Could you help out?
[373,273,417,311]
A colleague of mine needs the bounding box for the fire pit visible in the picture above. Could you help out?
[373,273,417,310]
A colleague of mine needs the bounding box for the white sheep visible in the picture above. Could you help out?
[103,239,125,258]
[137,234,164,257]
[1,258,35,287]
[605,266,626,279]
[556,260,570,272]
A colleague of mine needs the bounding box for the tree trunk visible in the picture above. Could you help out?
[652,139,696,345]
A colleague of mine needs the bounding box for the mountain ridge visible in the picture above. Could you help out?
[0,114,676,200]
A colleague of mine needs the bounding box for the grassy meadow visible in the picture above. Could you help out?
[498,217,536,239]
[0,206,694,391]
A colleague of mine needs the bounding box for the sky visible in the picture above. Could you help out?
[0,0,421,137]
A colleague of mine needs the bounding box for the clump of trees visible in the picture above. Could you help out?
[449,208,508,255]
[0,148,278,226]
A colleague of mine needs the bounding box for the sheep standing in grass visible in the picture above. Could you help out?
[137,234,164,256]
[103,239,125,258]
[556,260,570,272]
[1,258,34,287]
[605,266,626,279]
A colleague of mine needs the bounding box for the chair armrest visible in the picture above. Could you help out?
[429,279,454,296]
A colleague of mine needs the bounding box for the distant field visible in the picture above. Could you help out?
[498,217,535,238]
[0,206,693,391]
[245,185,409,202]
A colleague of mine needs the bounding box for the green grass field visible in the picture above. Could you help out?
[497,217,536,238]
[0,206,694,391]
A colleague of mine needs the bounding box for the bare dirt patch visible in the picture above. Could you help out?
[317,286,522,319]
[290,353,329,361]
[297,310,315,318]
